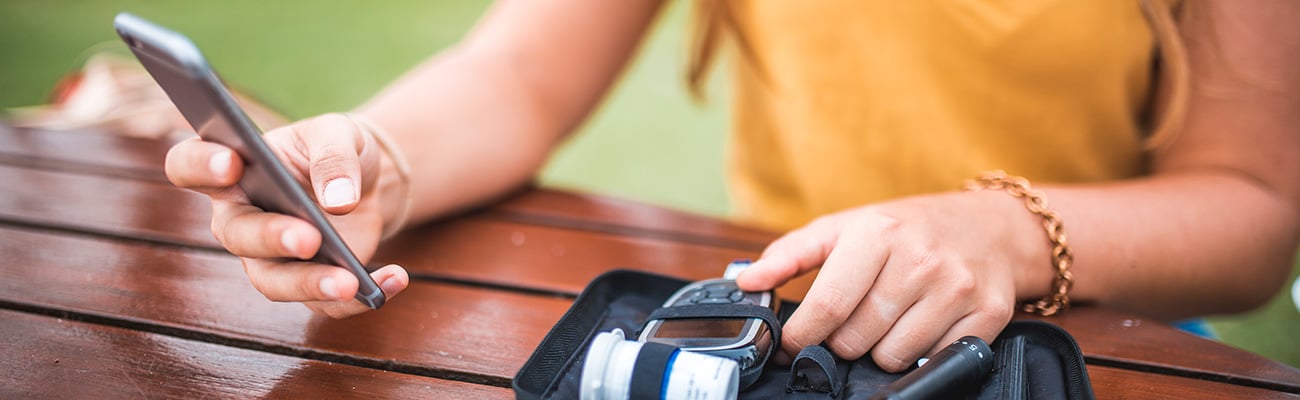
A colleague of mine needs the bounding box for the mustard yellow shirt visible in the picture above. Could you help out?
[724,1,1163,230]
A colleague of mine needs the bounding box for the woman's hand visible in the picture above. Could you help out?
[164,113,409,318]
[736,191,1045,372]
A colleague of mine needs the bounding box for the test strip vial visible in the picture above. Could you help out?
[581,329,739,400]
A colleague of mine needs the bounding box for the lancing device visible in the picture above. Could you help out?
[869,336,995,400]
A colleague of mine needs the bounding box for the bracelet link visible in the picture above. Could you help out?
[966,170,1074,316]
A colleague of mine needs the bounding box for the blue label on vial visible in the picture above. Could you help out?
[660,350,680,399]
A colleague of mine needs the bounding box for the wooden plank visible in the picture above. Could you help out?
[0,225,571,382]
[0,309,511,399]
[7,220,1297,396]
[0,163,218,249]
[376,217,760,296]
[3,162,1298,391]
[0,125,171,182]
[482,189,777,251]
[0,124,778,249]
[8,309,1296,400]
[4,125,1298,392]
[1020,310,1300,393]
[0,162,761,295]
[1088,365,1299,400]
[379,218,1300,392]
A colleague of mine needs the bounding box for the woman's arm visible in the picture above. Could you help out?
[163,0,664,318]
[737,0,1300,372]
[359,0,665,224]
[1048,0,1300,317]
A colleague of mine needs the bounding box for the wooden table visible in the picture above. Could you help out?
[1,124,1297,399]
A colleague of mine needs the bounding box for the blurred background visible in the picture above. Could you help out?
[0,0,1295,368]
[0,0,731,216]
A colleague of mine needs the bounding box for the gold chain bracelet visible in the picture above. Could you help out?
[964,170,1074,316]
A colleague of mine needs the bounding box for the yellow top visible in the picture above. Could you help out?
[723,1,1164,230]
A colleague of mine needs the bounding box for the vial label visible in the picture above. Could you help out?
[661,351,740,400]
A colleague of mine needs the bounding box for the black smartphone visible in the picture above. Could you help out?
[114,12,385,309]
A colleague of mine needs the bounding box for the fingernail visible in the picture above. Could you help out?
[281,230,299,257]
[320,277,340,300]
[322,178,356,207]
[380,270,404,294]
[209,150,232,178]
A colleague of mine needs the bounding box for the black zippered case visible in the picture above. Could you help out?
[514,270,1095,399]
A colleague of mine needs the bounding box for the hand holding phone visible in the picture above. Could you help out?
[115,13,405,314]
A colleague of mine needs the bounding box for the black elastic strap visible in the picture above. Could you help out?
[788,345,843,397]
[643,303,783,353]
[630,341,678,400]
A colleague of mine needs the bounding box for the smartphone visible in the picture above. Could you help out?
[637,278,775,389]
[114,12,386,309]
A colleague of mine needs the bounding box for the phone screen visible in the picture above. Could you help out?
[114,12,386,308]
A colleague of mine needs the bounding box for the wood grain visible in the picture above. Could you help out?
[376,217,760,295]
[0,163,218,249]
[1,150,1298,391]
[0,162,761,293]
[1019,309,1300,393]
[0,125,171,182]
[0,125,777,249]
[1087,365,1300,400]
[0,225,571,382]
[0,309,511,400]
[4,124,1299,397]
[481,189,778,250]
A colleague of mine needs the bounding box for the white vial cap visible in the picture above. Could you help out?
[581,329,631,400]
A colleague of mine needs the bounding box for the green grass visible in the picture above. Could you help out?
[1207,250,1300,368]
[0,1,492,118]
[2,0,1296,370]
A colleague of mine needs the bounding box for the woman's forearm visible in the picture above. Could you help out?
[1033,172,1298,320]
[356,51,569,224]
[355,0,664,224]
[1023,1,1300,320]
